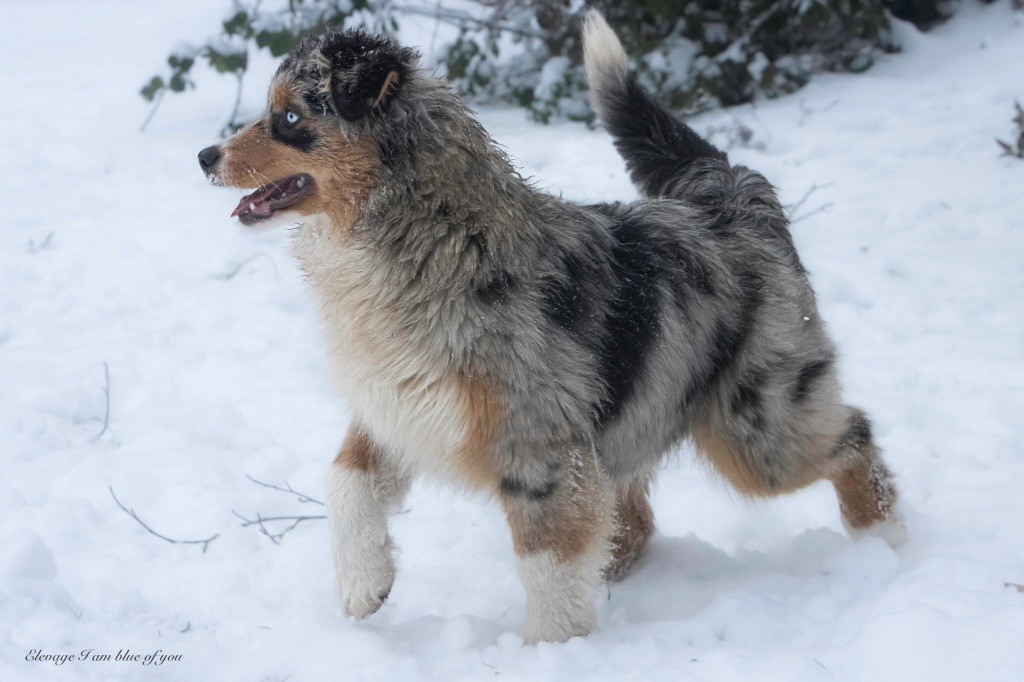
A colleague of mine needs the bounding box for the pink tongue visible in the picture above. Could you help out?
[231,192,272,218]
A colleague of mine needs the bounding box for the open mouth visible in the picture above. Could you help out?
[231,173,314,225]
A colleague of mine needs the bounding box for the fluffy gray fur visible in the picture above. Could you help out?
[244,14,904,640]
[277,23,883,490]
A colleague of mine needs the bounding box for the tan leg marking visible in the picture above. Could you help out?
[604,478,655,582]
[334,427,378,472]
[501,452,611,562]
[453,373,503,490]
[500,450,612,643]
[828,409,899,532]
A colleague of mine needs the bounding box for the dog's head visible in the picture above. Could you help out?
[198,28,417,229]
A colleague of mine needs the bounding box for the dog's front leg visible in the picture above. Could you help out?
[327,426,410,619]
[500,446,613,644]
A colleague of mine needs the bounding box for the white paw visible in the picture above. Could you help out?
[523,614,595,645]
[846,510,908,549]
[518,553,599,644]
[336,549,395,620]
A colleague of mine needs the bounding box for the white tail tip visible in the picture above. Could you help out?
[582,10,628,112]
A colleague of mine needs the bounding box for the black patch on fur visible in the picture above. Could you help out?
[832,412,873,456]
[793,356,833,403]
[597,75,726,198]
[541,255,587,330]
[467,230,487,259]
[317,29,417,122]
[378,135,403,170]
[269,112,317,152]
[595,218,662,425]
[302,90,333,118]
[666,243,716,312]
[677,247,715,296]
[500,477,557,501]
[479,272,514,305]
[731,367,766,430]
[679,269,764,410]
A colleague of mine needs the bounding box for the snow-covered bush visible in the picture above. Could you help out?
[442,0,897,124]
[141,0,400,135]
[141,0,999,131]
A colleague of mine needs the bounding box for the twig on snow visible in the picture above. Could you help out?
[245,474,324,505]
[110,486,220,553]
[797,98,839,127]
[786,181,836,224]
[60,600,83,621]
[791,202,834,224]
[27,232,55,253]
[813,658,836,678]
[216,253,280,281]
[232,510,326,544]
[88,363,111,444]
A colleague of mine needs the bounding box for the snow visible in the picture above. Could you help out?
[2,1,1023,680]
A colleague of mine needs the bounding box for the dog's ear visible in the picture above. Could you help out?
[321,31,412,122]
[332,64,400,122]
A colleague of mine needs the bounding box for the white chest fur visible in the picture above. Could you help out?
[291,216,472,483]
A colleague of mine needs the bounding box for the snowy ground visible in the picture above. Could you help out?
[2,1,1023,680]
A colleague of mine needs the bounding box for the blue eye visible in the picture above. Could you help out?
[285,110,300,125]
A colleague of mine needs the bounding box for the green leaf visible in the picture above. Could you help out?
[206,47,248,74]
[169,72,191,93]
[140,76,165,102]
[222,11,251,37]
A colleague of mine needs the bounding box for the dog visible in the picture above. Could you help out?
[198,11,905,644]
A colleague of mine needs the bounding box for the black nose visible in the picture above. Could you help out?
[198,145,221,172]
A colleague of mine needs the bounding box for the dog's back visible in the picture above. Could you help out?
[572,14,846,497]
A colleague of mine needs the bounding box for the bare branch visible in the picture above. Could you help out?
[791,202,834,224]
[27,232,55,253]
[110,486,219,553]
[391,3,544,39]
[215,253,280,281]
[60,600,83,621]
[245,474,324,505]
[89,363,111,444]
[232,510,325,544]
[222,71,247,138]
[797,99,839,127]
[139,88,165,133]
[785,181,836,224]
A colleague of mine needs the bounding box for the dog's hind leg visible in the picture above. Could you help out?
[603,477,654,583]
[695,398,905,547]
[327,425,410,619]
[828,408,906,546]
[500,445,613,644]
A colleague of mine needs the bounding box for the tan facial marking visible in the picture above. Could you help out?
[218,88,380,233]
[270,81,293,111]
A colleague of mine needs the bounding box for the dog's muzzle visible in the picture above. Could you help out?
[198,145,221,175]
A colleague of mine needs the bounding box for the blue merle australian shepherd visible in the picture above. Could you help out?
[198,11,904,643]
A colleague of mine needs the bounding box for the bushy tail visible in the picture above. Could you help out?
[582,11,725,199]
